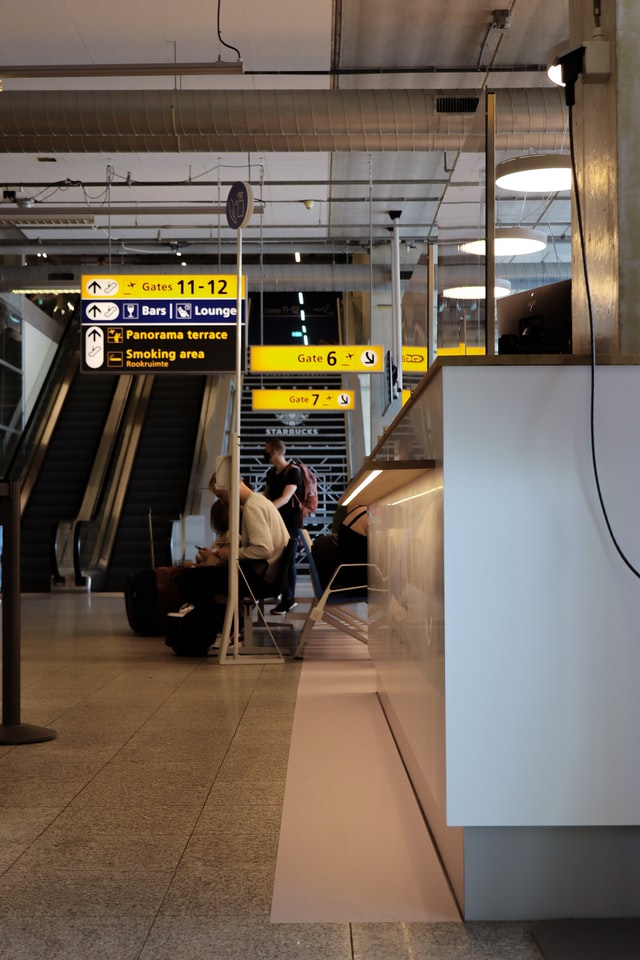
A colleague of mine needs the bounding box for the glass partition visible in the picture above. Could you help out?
[0,296,24,464]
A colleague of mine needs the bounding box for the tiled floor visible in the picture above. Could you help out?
[0,590,546,960]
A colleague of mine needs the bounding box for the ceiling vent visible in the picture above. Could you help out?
[435,96,480,114]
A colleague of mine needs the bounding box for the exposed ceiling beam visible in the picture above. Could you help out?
[0,205,265,224]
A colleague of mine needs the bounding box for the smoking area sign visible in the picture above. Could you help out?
[250,344,383,373]
[251,389,355,411]
[80,274,246,373]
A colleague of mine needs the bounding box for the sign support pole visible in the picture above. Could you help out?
[218,226,243,661]
[219,180,283,662]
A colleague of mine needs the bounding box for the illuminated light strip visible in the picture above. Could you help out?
[390,483,444,506]
[342,470,383,506]
[12,287,81,294]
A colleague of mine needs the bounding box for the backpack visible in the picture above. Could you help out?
[287,458,319,519]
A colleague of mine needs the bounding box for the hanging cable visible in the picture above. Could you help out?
[216,0,242,60]
[593,1,602,30]
[259,161,265,357]
[106,162,114,270]
[368,154,373,327]
[568,105,640,580]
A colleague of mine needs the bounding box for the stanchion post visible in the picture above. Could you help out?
[0,478,56,744]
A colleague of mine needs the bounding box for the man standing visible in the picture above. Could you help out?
[263,437,302,614]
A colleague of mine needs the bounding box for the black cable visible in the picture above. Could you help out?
[216,0,242,61]
[593,1,602,29]
[569,105,640,580]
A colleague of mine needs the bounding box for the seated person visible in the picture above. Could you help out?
[177,477,290,636]
[191,496,230,567]
[312,502,369,595]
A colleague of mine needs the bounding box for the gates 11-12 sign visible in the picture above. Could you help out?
[80,274,246,374]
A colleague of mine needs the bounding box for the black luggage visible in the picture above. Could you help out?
[125,566,183,636]
[165,603,221,657]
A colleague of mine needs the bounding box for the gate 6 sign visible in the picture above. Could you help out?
[250,344,383,373]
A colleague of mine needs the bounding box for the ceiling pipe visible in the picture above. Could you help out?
[0,88,567,154]
[0,260,570,296]
[0,262,394,294]
[0,63,547,81]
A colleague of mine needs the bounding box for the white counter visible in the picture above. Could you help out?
[364,358,640,919]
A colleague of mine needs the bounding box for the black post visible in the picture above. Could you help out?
[0,478,56,744]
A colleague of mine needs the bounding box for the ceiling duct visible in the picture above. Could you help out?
[0,262,393,294]
[0,88,568,154]
[1,260,571,296]
[438,260,571,293]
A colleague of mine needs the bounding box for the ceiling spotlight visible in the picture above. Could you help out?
[302,199,315,210]
[496,155,572,193]
[388,210,402,221]
[459,227,547,257]
[547,36,609,93]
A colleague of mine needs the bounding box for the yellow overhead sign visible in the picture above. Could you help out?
[437,344,486,357]
[250,345,383,373]
[81,274,244,300]
[402,347,428,372]
[252,389,355,411]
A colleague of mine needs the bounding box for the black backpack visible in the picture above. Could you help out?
[165,604,218,657]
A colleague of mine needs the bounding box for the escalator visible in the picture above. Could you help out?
[20,369,121,592]
[102,374,206,591]
[17,337,207,592]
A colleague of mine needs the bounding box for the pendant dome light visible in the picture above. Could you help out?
[495,155,572,194]
[459,227,547,257]
[442,278,512,300]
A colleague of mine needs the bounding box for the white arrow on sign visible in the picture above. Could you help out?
[360,348,379,367]
[85,326,104,369]
[86,278,119,297]
[85,302,120,321]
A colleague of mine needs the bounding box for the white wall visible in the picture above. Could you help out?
[443,364,640,826]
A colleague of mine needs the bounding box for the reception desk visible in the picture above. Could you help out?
[352,357,640,920]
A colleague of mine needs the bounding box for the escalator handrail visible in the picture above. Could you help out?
[4,311,81,512]
[76,375,156,586]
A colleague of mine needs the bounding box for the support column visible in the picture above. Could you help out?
[570,0,640,354]
[615,0,640,353]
